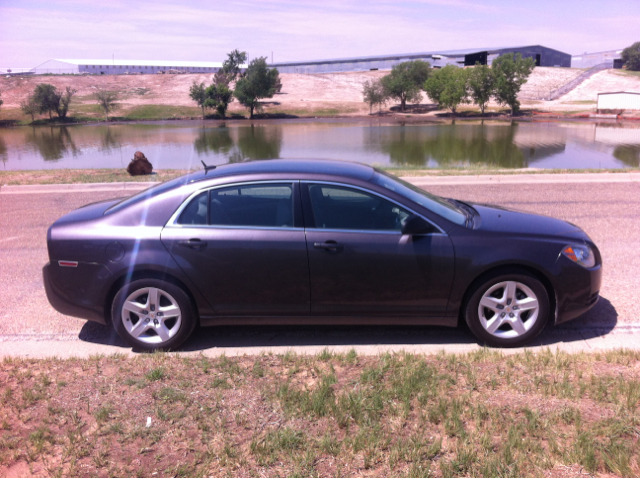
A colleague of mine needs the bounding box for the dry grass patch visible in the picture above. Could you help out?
[1,349,639,477]
[0,168,189,185]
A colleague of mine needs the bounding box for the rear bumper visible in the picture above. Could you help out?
[555,264,602,324]
[43,263,107,324]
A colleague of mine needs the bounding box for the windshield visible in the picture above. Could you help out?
[372,170,467,226]
[105,175,192,214]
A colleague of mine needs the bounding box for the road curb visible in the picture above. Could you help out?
[2,172,639,194]
[0,182,158,194]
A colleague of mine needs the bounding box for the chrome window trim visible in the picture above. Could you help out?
[165,179,299,228]
[302,180,447,235]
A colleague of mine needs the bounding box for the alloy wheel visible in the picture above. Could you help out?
[477,281,540,339]
[121,287,182,345]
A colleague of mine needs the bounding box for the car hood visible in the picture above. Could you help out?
[471,203,586,239]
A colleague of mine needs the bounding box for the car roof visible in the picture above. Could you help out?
[188,159,375,183]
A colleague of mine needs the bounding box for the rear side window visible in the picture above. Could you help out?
[307,184,410,231]
[178,192,208,225]
[177,183,294,228]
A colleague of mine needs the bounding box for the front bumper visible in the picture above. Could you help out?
[555,263,602,324]
[43,262,107,324]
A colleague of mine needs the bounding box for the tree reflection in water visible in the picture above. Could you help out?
[194,124,282,163]
[25,126,79,161]
[365,122,573,169]
[98,126,122,152]
[613,145,640,167]
[194,125,234,155]
[0,135,7,166]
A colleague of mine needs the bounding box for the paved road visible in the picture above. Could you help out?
[0,178,638,357]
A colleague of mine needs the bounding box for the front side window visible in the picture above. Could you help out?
[177,183,294,228]
[307,184,410,231]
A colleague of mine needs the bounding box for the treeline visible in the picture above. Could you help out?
[9,48,282,123]
[363,53,536,116]
[189,49,281,119]
[17,83,120,123]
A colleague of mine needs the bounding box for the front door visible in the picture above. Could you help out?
[303,183,455,316]
[161,182,310,316]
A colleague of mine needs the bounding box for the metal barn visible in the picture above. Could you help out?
[31,59,233,75]
[269,45,571,74]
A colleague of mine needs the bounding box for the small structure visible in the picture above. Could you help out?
[597,92,640,111]
[571,49,624,69]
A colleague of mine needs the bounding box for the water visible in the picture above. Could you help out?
[0,119,639,171]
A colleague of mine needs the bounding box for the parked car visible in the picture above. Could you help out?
[43,159,601,350]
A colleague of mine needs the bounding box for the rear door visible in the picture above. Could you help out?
[161,181,310,316]
[302,182,455,316]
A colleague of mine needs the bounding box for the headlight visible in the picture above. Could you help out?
[562,245,596,268]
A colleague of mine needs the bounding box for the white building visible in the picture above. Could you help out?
[597,91,640,111]
[32,59,231,75]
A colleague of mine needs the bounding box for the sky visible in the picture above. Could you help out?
[1,0,639,68]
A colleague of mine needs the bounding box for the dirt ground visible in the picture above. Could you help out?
[1,350,639,477]
[1,67,639,121]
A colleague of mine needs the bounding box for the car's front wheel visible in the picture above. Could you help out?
[112,279,196,351]
[465,271,550,348]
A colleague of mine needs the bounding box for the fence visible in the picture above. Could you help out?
[519,62,612,101]
[547,62,612,100]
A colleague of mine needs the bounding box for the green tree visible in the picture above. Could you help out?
[222,49,248,82]
[0,90,3,112]
[621,42,640,71]
[54,86,77,119]
[95,90,119,121]
[204,83,234,118]
[32,84,76,119]
[362,79,387,114]
[189,81,207,119]
[468,63,495,115]
[380,60,431,111]
[20,94,39,122]
[33,84,58,119]
[424,65,470,115]
[492,53,536,116]
[233,57,280,119]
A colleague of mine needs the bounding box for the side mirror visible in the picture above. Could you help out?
[401,214,434,235]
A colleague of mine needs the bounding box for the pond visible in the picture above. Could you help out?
[0,119,639,171]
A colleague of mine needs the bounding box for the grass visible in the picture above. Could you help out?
[0,168,189,186]
[614,69,640,77]
[1,349,640,476]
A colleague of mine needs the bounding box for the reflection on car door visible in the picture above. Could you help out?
[302,183,455,316]
[161,182,310,316]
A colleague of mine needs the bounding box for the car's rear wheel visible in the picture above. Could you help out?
[465,272,550,348]
[112,279,196,351]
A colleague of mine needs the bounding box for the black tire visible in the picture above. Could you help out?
[111,278,196,351]
[464,271,550,348]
